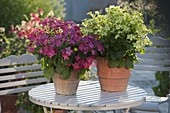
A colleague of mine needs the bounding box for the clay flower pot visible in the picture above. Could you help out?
[97,57,131,92]
[53,71,80,95]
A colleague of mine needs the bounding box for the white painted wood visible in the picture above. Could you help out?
[146,47,170,52]
[136,60,170,65]
[134,65,170,71]
[132,36,170,112]
[0,54,48,96]
[28,81,146,111]
[43,106,48,113]
[134,37,170,72]
[0,71,43,81]
[0,85,39,95]
[0,54,37,66]
[137,53,170,59]
[0,78,48,89]
[150,37,170,46]
[0,64,42,74]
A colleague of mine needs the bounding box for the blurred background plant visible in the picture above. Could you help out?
[118,0,170,38]
[0,27,27,58]
[0,0,65,36]
[0,0,65,59]
[153,71,170,97]
[16,93,44,113]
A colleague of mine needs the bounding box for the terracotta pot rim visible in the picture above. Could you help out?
[99,76,130,79]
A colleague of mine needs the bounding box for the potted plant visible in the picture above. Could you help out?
[27,17,104,95]
[81,5,152,92]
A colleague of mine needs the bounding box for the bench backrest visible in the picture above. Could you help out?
[0,54,48,96]
[134,36,170,72]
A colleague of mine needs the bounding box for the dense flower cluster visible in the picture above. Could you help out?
[27,17,104,79]
[10,9,44,38]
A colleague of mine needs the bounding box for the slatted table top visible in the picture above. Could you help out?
[29,81,146,111]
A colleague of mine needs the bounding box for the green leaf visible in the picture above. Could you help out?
[139,49,145,54]
[41,58,45,70]
[44,65,54,80]
[108,60,119,68]
[118,60,125,68]
[109,51,117,60]
[78,69,86,79]
[126,60,134,68]
[52,57,57,66]
[74,47,78,51]
[55,64,71,80]
[116,51,126,58]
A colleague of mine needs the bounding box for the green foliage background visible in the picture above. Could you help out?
[0,0,65,36]
[0,0,65,58]
[153,71,170,97]
[0,30,27,58]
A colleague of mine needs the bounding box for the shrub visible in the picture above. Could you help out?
[0,0,65,36]
[0,27,27,58]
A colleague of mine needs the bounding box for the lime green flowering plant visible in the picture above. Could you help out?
[81,5,152,69]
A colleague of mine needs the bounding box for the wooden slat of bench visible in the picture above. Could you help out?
[146,47,170,52]
[137,60,170,65]
[0,64,42,74]
[134,65,170,71]
[0,85,40,95]
[151,37,170,46]
[137,53,170,59]
[0,54,37,66]
[0,78,48,89]
[131,37,170,112]
[0,71,44,81]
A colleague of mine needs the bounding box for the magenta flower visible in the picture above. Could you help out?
[25,17,105,79]
[61,47,73,60]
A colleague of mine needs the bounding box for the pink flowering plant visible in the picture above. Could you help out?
[11,8,45,38]
[27,17,104,79]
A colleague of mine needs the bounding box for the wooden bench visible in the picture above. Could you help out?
[131,36,170,113]
[0,54,48,112]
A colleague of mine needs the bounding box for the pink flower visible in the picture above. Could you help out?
[18,16,105,75]
[73,62,81,70]
[61,47,73,60]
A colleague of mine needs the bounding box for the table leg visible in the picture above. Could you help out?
[124,108,130,113]
[43,106,48,113]
[77,110,82,113]
[50,107,53,113]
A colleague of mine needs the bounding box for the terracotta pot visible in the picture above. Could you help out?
[53,71,80,95]
[96,57,131,92]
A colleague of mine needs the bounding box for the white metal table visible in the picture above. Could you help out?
[29,81,146,113]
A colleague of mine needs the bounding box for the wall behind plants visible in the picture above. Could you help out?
[64,0,117,23]
[0,0,65,36]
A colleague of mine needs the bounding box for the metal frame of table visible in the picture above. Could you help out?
[29,81,146,113]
